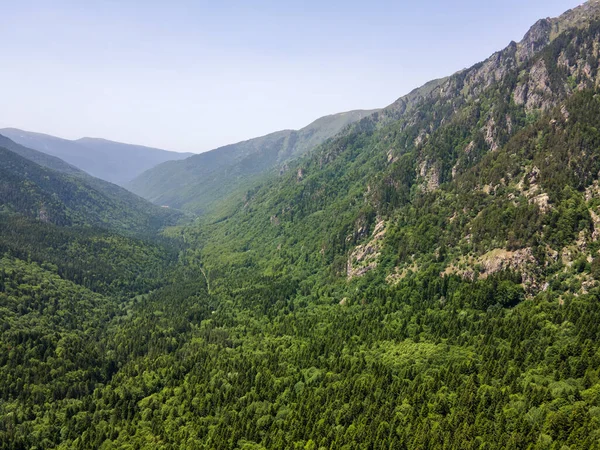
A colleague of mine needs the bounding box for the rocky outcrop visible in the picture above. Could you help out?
[513,60,554,112]
[483,118,499,151]
[418,159,440,192]
[516,19,552,63]
[347,219,386,279]
[444,248,535,281]
[38,206,50,223]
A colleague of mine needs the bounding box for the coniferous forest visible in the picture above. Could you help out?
[6,2,600,449]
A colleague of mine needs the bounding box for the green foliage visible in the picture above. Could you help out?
[6,9,600,450]
[127,110,376,216]
[0,146,181,234]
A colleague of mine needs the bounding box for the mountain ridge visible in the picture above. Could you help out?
[194,0,600,289]
[128,2,600,217]
[0,137,181,233]
[0,128,193,186]
[127,108,378,214]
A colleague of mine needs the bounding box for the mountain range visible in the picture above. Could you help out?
[126,109,377,214]
[0,134,180,233]
[0,128,193,186]
[4,1,600,448]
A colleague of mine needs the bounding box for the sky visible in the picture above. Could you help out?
[0,0,584,153]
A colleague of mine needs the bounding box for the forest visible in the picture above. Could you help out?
[4,4,600,450]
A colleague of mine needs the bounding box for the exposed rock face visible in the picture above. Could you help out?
[418,159,440,192]
[483,118,499,151]
[478,248,536,279]
[451,162,459,179]
[444,248,535,280]
[531,193,550,212]
[347,219,386,279]
[464,141,475,154]
[516,19,552,63]
[513,167,552,213]
[585,180,600,201]
[444,248,537,292]
[506,115,513,134]
[586,183,600,241]
[513,60,554,112]
[590,210,600,242]
[459,42,519,99]
[414,130,428,148]
[387,149,399,164]
[38,207,50,223]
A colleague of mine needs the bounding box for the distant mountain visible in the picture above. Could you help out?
[0,134,84,176]
[0,128,193,185]
[127,109,378,214]
[0,137,180,233]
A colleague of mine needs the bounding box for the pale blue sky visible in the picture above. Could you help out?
[0,1,583,153]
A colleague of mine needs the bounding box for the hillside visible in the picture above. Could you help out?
[122,2,600,447]
[127,109,377,214]
[0,134,84,176]
[0,128,193,185]
[6,2,600,449]
[0,142,180,233]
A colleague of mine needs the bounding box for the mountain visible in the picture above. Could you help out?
[124,2,600,447]
[127,109,377,214]
[0,141,183,450]
[0,135,182,295]
[0,134,84,176]
[0,128,193,185]
[200,0,600,281]
[7,2,600,449]
[0,137,180,232]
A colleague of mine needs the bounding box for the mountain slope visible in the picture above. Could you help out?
[0,143,180,232]
[140,4,600,447]
[127,109,377,214]
[0,128,193,185]
[197,1,600,282]
[0,134,83,176]
[0,137,182,295]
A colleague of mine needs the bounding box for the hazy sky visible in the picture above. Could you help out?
[0,0,584,153]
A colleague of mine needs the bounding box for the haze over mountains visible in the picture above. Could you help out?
[0,128,193,186]
[2,108,376,213]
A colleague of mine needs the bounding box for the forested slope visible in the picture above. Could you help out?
[0,144,180,233]
[0,147,184,449]
[127,109,377,215]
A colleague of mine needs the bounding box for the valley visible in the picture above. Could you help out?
[3,2,600,449]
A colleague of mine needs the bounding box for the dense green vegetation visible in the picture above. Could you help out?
[0,144,181,233]
[5,3,600,449]
[127,110,377,216]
